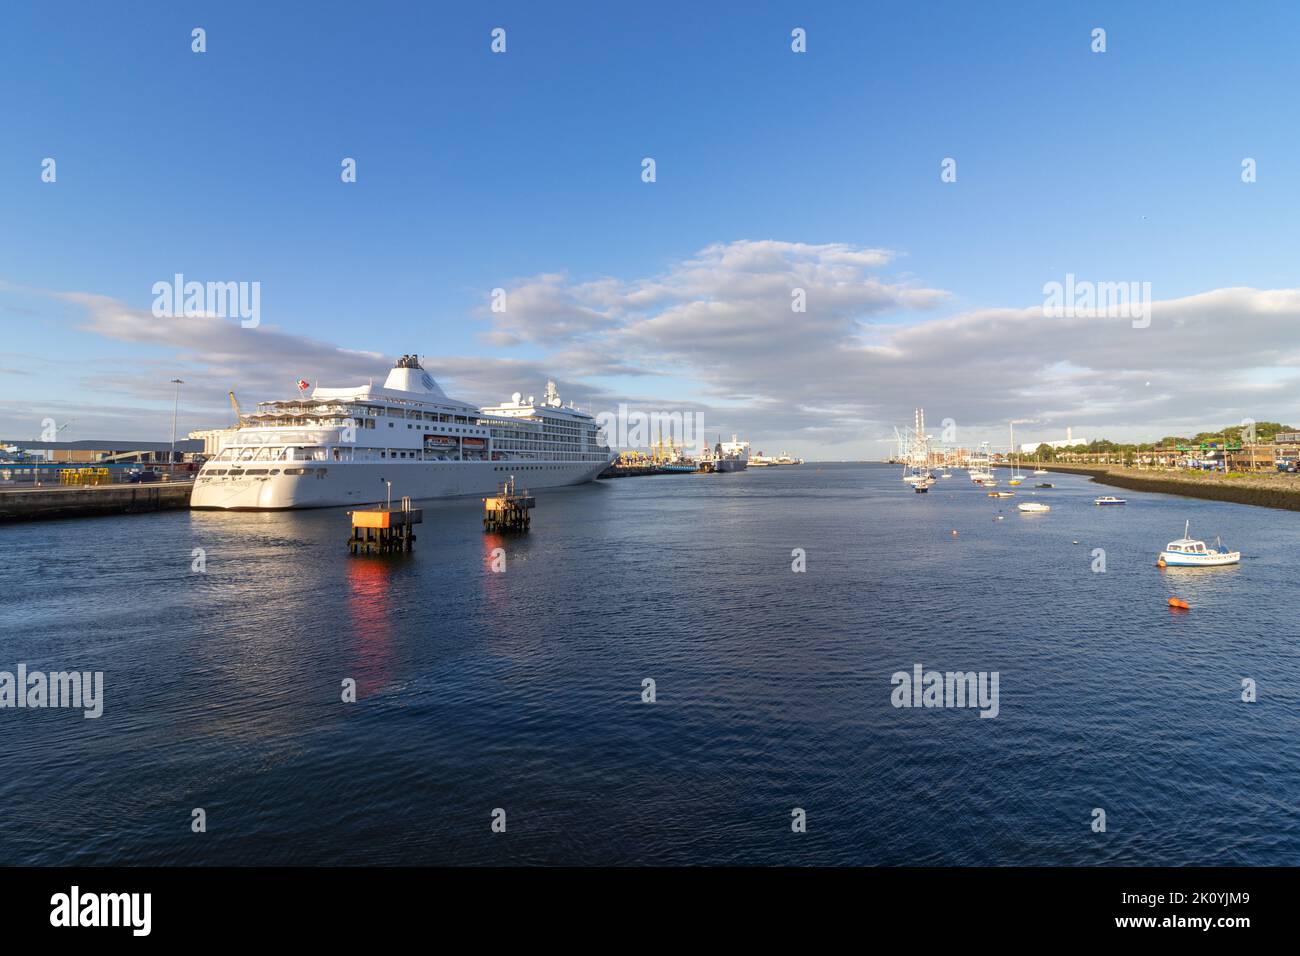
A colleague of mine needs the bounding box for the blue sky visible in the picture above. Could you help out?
[3,1,1299,453]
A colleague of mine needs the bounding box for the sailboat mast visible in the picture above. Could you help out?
[919,408,926,470]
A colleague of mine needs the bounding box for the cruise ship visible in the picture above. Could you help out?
[190,356,616,510]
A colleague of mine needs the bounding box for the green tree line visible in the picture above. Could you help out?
[1029,423,1295,460]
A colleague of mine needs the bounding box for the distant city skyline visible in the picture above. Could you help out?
[3,2,1299,455]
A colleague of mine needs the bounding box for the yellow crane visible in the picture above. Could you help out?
[228,390,243,425]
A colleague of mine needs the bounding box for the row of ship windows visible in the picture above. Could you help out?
[398,422,488,433]
[260,406,476,423]
[201,457,606,479]
[200,467,327,478]
[494,465,581,471]
[261,406,595,431]
[201,460,602,478]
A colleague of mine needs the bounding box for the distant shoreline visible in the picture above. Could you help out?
[1028,463,1300,512]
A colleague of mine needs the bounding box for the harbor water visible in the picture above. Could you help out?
[1,463,1296,865]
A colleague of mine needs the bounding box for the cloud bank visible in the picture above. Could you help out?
[3,241,1298,454]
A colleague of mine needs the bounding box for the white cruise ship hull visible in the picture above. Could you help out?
[191,459,611,510]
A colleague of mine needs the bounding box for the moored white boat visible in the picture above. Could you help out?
[1093,495,1127,506]
[968,441,994,483]
[1157,521,1240,567]
[1017,501,1050,513]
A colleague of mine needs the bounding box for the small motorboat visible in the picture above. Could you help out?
[1157,521,1240,567]
[1035,482,1054,488]
[1017,502,1050,513]
[987,491,1014,498]
[1093,496,1126,506]
[1032,469,1048,475]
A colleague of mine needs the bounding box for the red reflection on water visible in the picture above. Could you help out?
[481,533,517,616]
[345,558,396,695]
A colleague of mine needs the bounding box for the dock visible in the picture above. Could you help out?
[0,480,195,522]
[348,498,422,553]
[599,463,696,478]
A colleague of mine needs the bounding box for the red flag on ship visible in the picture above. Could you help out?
[296,379,310,392]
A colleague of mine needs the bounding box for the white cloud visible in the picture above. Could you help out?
[483,245,1300,452]
[5,244,1300,454]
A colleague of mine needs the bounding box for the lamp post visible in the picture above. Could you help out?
[170,378,185,466]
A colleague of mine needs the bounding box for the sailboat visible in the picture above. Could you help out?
[968,442,995,485]
[902,409,936,492]
[1007,421,1023,485]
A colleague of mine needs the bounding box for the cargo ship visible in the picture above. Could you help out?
[699,436,749,473]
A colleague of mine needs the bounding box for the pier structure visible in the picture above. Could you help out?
[348,497,422,553]
[483,477,535,532]
[0,480,195,522]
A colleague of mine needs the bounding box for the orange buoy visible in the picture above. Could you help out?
[1156,557,1167,568]
[1168,597,1190,610]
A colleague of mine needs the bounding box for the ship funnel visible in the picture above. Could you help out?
[383,355,447,397]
